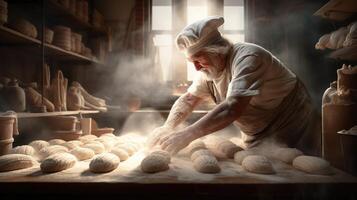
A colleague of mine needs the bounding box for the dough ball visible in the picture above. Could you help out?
[151,150,171,163]
[234,150,255,165]
[272,148,303,164]
[48,139,66,145]
[29,140,49,151]
[114,144,135,156]
[217,141,242,158]
[110,147,129,161]
[187,140,206,155]
[82,143,105,154]
[191,149,214,161]
[61,141,81,150]
[293,156,333,175]
[78,135,97,143]
[141,153,170,173]
[38,145,69,160]
[89,153,120,173]
[193,155,220,174]
[10,145,35,156]
[0,154,36,172]
[40,152,77,173]
[242,155,275,174]
[70,147,95,161]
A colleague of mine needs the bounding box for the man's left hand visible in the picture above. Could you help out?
[159,130,195,155]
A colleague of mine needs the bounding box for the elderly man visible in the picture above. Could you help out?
[149,16,320,156]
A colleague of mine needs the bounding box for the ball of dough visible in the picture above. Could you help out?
[242,155,275,174]
[82,143,105,154]
[61,141,81,150]
[110,147,129,161]
[151,150,171,163]
[38,145,69,160]
[10,145,35,156]
[272,148,303,164]
[141,154,169,173]
[29,140,49,151]
[114,144,135,156]
[79,135,97,143]
[293,156,333,175]
[217,141,242,158]
[187,140,206,155]
[89,153,120,173]
[40,153,77,173]
[70,147,95,161]
[48,139,66,145]
[234,150,255,165]
[193,155,220,174]
[191,149,214,161]
[0,154,36,172]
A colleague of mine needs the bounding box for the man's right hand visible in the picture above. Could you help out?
[146,126,174,148]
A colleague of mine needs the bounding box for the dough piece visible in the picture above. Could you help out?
[293,156,333,175]
[187,140,206,155]
[48,139,66,145]
[141,153,170,173]
[78,135,97,143]
[272,148,303,164]
[61,141,81,150]
[217,141,242,158]
[0,154,36,172]
[82,143,105,154]
[151,150,171,163]
[114,144,135,156]
[191,149,214,161]
[38,145,69,160]
[29,140,49,151]
[205,136,241,158]
[110,147,129,161]
[193,155,220,174]
[94,138,115,151]
[89,153,120,173]
[40,153,77,173]
[234,150,255,165]
[70,147,95,161]
[242,155,275,174]
[10,145,35,156]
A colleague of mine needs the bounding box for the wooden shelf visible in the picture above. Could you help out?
[329,45,357,61]
[5,110,100,118]
[0,25,103,65]
[46,0,108,36]
[314,0,357,21]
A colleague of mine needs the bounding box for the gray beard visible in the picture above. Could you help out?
[200,67,223,80]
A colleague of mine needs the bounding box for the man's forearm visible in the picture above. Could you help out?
[184,96,251,140]
[164,93,201,128]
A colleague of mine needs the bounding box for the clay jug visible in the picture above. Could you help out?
[0,111,18,140]
[3,79,26,112]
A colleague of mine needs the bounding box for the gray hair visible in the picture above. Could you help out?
[200,37,233,55]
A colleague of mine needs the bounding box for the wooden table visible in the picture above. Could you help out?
[0,151,356,200]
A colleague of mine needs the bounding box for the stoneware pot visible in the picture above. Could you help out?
[2,79,26,112]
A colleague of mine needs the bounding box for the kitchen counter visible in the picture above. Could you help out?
[0,151,356,199]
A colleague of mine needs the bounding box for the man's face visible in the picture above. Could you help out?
[187,51,223,80]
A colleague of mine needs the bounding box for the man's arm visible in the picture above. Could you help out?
[164,92,202,128]
[186,95,251,139]
[159,95,252,153]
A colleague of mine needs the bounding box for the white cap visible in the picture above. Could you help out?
[175,16,224,57]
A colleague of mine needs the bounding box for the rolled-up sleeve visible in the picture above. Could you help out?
[187,74,211,99]
[227,54,267,98]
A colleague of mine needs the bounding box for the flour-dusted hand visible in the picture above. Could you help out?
[147,126,174,148]
[159,130,195,155]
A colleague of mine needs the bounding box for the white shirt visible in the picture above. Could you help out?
[187,42,297,135]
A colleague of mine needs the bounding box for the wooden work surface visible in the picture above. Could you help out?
[0,151,356,199]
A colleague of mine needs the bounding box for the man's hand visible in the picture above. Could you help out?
[158,130,195,155]
[146,126,174,148]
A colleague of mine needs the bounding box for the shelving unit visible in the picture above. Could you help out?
[0,25,103,65]
[329,45,357,61]
[0,110,99,118]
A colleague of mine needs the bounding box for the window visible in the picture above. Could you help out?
[151,0,245,82]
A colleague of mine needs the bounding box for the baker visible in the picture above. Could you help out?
[149,16,320,156]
